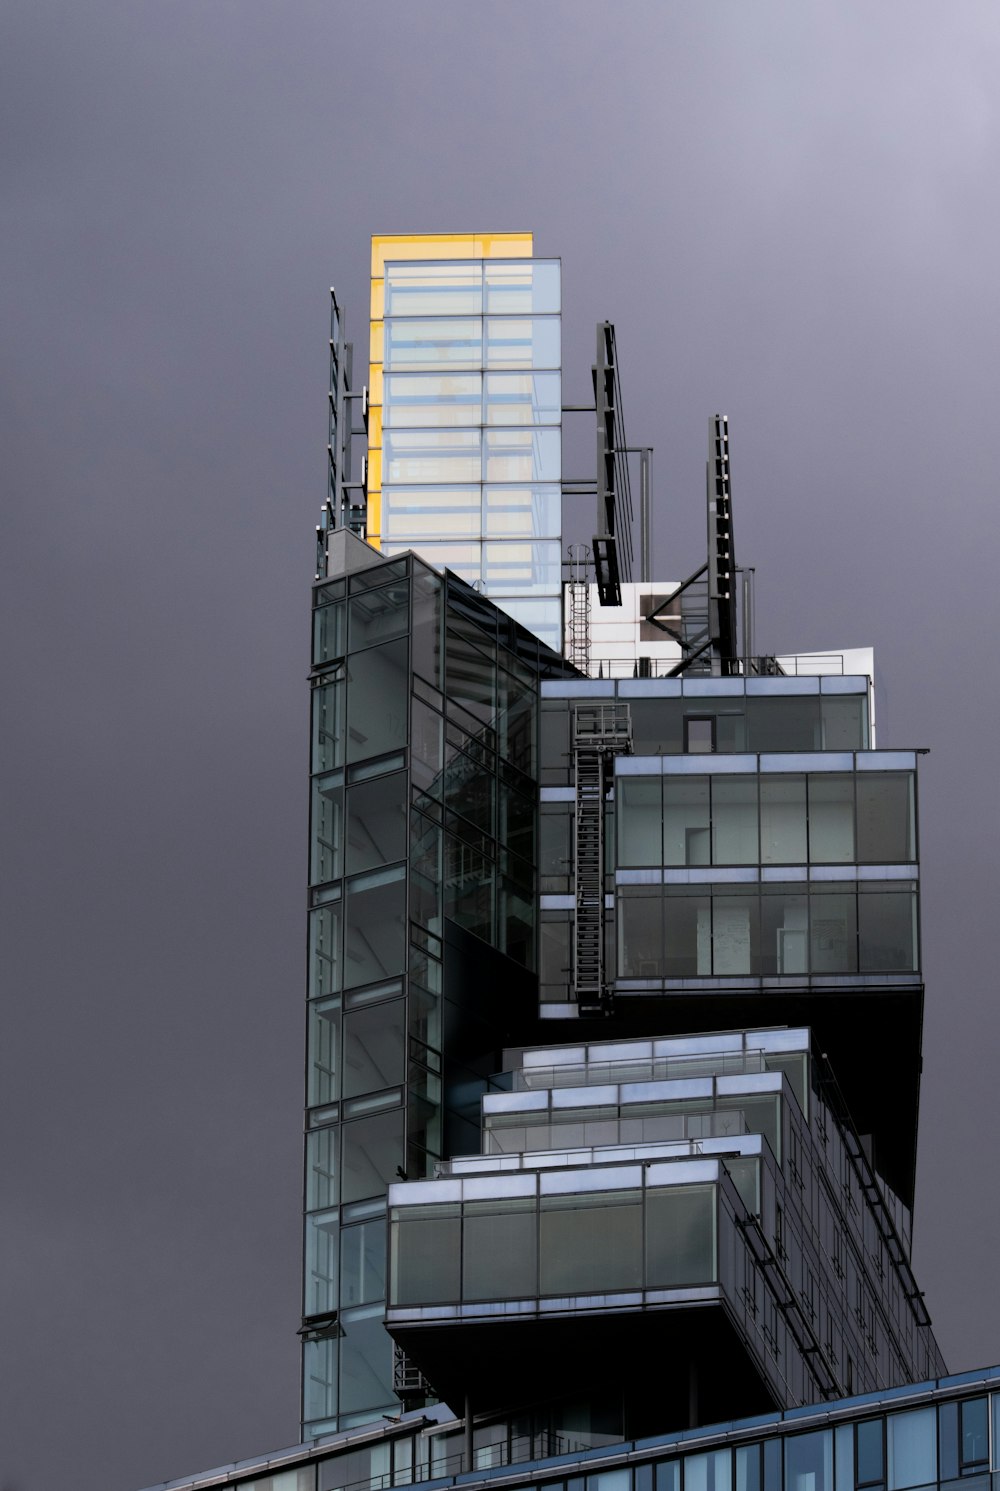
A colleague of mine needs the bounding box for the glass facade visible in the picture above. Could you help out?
[385,1029,941,1417]
[537,679,920,1001]
[366,236,562,651]
[290,239,938,1472]
[139,238,951,1491]
[147,1372,1000,1491]
[304,546,568,1437]
[539,680,871,786]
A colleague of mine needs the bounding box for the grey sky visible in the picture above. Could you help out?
[2,4,999,1488]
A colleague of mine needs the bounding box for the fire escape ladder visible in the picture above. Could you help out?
[567,577,593,676]
[572,704,632,1015]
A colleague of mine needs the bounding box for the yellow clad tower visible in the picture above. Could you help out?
[366,233,563,650]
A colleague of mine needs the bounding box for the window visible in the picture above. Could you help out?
[685,715,716,753]
[886,1406,935,1490]
[856,1418,884,1490]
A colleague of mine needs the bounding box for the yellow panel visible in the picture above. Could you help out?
[368,363,383,404]
[367,448,382,492]
[369,319,384,363]
[475,232,533,258]
[370,279,385,319]
[371,234,476,276]
[371,231,533,275]
[366,485,381,550]
[367,406,382,449]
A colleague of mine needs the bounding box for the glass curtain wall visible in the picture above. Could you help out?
[304,553,546,1439]
[367,238,562,651]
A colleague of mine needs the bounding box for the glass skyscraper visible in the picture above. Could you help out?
[136,234,966,1491]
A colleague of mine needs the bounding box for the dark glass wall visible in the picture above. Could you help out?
[303,552,566,1436]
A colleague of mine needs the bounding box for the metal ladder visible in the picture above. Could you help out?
[566,544,593,676]
[572,704,632,1014]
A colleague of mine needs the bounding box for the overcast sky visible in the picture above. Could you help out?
[3,4,1000,1489]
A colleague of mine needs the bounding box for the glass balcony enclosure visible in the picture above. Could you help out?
[384,1027,941,1414]
[540,677,872,788]
[615,765,915,869]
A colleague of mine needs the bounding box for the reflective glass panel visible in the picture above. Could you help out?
[312,676,345,773]
[539,1192,642,1294]
[808,775,855,862]
[619,887,662,976]
[383,372,482,427]
[346,772,407,876]
[343,1000,405,1098]
[686,1449,731,1491]
[961,1397,988,1468]
[384,261,482,317]
[484,483,561,538]
[411,566,442,687]
[311,776,343,885]
[663,890,712,976]
[856,1419,884,1487]
[618,775,662,866]
[856,774,915,862]
[309,905,342,998]
[306,1127,339,1212]
[712,776,758,864]
[785,1431,833,1491]
[381,487,482,541]
[485,316,560,369]
[341,1109,404,1204]
[304,1208,339,1316]
[308,996,340,1106]
[313,601,346,667]
[499,871,534,967]
[303,1337,337,1425]
[341,1217,387,1310]
[484,371,561,425]
[858,890,917,971]
[760,889,808,975]
[747,697,821,751]
[712,889,759,976]
[411,699,444,795]
[346,640,408,763]
[384,428,481,485]
[390,1206,461,1304]
[484,258,560,314]
[384,318,482,371]
[645,1185,716,1286]
[338,1308,397,1416]
[390,541,481,584]
[887,1407,935,1490]
[664,777,710,866]
[411,810,443,935]
[343,875,406,988]
[445,838,494,942]
[482,539,562,593]
[348,583,409,652]
[463,1201,537,1299]
[540,914,571,993]
[484,427,560,482]
[760,776,807,864]
[810,889,857,972]
[822,694,867,749]
[497,666,535,775]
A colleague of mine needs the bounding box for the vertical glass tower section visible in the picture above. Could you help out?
[303,539,562,1439]
[367,234,563,651]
